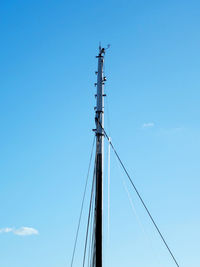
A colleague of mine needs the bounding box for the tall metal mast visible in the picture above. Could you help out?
[94,45,106,267]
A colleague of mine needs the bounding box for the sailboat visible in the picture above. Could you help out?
[70,46,180,267]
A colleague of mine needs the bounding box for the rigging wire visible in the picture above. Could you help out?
[87,185,95,267]
[122,179,161,266]
[96,118,180,267]
[123,179,150,239]
[89,215,96,267]
[70,137,95,267]
[83,155,96,267]
[90,200,97,267]
[107,137,111,246]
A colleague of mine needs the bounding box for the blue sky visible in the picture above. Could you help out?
[0,0,200,266]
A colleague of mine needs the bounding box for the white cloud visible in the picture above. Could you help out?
[0,228,13,233]
[0,227,38,236]
[159,127,183,135]
[13,227,38,236]
[142,122,155,128]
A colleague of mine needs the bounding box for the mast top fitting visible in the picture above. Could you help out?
[97,44,110,58]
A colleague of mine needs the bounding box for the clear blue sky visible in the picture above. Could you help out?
[0,0,200,266]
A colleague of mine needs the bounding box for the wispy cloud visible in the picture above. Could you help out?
[0,228,13,233]
[142,122,155,128]
[0,227,38,236]
[13,227,39,236]
[159,127,183,135]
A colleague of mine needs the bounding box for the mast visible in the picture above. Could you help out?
[94,45,106,267]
